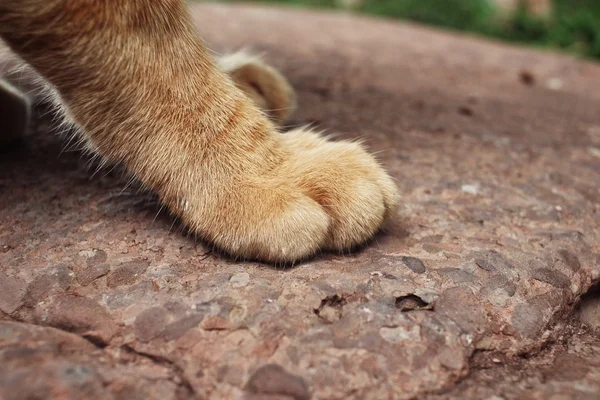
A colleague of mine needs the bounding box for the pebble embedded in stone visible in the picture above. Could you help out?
[401,256,426,274]
[75,263,110,286]
[41,295,117,344]
[106,260,149,288]
[134,307,169,342]
[245,364,310,400]
[531,267,570,288]
[229,272,250,288]
[0,274,26,314]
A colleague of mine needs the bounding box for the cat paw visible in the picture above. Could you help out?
[178,128,399,264]
[282,129,400,251]
[219,51,296,124]
[179,172,332,264]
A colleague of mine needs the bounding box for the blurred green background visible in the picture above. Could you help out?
[204,0,600,60]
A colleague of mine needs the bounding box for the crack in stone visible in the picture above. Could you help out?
[422,282,600,398]
[121,344,198,399]
[0,316,198,399]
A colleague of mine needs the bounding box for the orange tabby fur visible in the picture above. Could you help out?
[0,0,399,263]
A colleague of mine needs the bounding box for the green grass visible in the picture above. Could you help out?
[211,0,600,60]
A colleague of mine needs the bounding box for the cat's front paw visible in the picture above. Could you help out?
[179,172,332,264]
[283,129,400,251]
[175,128,398,264]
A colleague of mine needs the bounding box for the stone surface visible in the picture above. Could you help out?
[578,285,600,332]
[1,3,600,399]
[425,323,600,400]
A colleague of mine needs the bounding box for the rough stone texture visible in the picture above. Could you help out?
[1,3,600,399]
[425,324,600,400]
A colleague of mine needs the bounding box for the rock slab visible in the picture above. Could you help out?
[1,3,600,399]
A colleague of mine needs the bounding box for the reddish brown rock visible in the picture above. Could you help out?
[246,364,310,400]
[25,264,74,306]
[76,263,110,286]
[36,295,118,344]
[1,3,599,399]
[0,322,183,400]
[106,260,149,288]
[134,307,169,342]
[0,274,26,314]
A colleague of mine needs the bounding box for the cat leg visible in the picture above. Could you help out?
[0,0,399,263]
